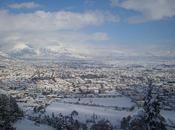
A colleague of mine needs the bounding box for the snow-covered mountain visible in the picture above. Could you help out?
[2,43,175,64]
[0,51,9,58]
[6,43,87,60]
[8,43,37,58]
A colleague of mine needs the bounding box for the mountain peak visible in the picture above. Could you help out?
[12,43,29,51]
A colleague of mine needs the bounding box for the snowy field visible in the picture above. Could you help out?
[61,96,135,108]
[46,101,136,128]
[14,118,55,130]
[45,97,175,129]
[14,94,175,129]
[161,110,175,126]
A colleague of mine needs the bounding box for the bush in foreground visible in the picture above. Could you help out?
[0,94,23,130]
[121,83,166,130]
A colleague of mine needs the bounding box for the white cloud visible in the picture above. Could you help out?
[1,30,174,58]
[0,30,110,55]
[91,32,109,41]
[0,9,119,57]
[111,0,175,23]
[0,10,119,31]
[8,2,41,9]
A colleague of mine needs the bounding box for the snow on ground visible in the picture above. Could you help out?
[161,110,175,126]
[46,101,136,127]
[14,118,56,130]
[0,88,7,94]
[61,96,135,108]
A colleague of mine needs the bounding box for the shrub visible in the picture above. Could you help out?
[0,94,23,129]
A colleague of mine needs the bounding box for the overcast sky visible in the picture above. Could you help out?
[0,0,175,57]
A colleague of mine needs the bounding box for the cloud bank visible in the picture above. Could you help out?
[0,10,119,31]
[8,2,41,9]
[111,0,175,23]
[0,1,174,59]
[0,9,119,57]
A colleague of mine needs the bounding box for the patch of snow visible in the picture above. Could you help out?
[46,102,136,127]
[161,110,175,126]
[0,89,7,95]
[14,118,56,130]
[61,96,135,108]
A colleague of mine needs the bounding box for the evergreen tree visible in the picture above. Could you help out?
[0,94,23,130]
[121,81,166,130]
[143,82,166,130]
[144,94,166,130]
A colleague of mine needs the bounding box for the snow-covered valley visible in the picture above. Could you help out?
[0,56,175,130]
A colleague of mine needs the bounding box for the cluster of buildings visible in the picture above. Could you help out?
[0,60,175,111]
